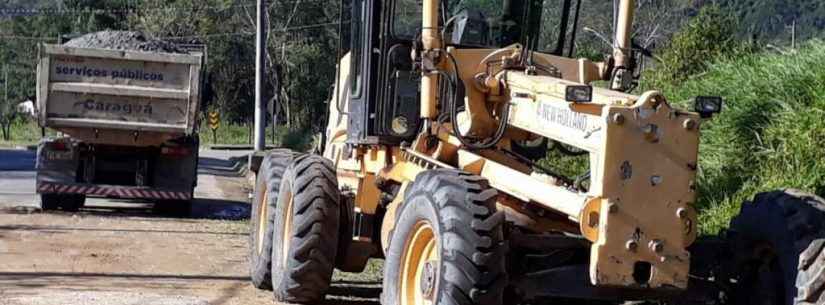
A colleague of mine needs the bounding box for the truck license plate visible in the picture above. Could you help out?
[46,151,73,161]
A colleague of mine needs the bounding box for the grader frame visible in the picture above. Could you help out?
[324,0,700,290]
[248,0,821,304]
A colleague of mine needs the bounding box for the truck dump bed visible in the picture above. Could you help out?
[37,45,204,146]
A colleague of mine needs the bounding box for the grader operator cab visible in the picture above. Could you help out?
[249,0,825,304]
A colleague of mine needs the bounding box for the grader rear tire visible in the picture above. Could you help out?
[729,189,825,305]
[249,149,296,290]
[271,154,340,303]
[382,169,507,305]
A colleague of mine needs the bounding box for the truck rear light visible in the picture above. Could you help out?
[49,141,69,151]
[161,146,191,157]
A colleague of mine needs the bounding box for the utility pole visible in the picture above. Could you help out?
[254,0,267,151]
[4,65,7,106]
[791,19,796,50]
[3,65,7,141]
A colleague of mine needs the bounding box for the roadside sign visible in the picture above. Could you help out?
[208,112,220,130]
[208,111,220,143]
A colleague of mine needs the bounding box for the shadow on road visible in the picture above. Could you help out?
[198,156,245,177]
[0,271,248,281]
[0,224,245,236]
[325,281,381,305]
[1,197,251,221]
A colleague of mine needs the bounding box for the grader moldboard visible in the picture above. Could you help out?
[248,0,825,304]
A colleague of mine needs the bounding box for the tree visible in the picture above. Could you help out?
[647,4,740,87]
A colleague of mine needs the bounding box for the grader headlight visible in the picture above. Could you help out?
[693,96,723,118]
[565,85,593,103]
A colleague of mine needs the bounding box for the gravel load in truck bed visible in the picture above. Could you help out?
[64,31,184,54]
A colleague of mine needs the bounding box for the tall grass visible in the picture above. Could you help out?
[2,119,313,152]
[0,119,53,147]
[198,123,314,151]
[656,41,825,234]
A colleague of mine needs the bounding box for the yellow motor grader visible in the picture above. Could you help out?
[248,0,825,304]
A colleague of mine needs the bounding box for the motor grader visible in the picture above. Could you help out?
[248,0,825,304]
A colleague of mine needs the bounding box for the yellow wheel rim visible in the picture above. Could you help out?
[256,187,269,255]
[281,190,294,267]
[400,221,439,305]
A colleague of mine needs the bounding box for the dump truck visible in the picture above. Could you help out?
[248,0,825,304]
[35,37,206,214]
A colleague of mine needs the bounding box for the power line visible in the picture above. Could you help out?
[276,21,342,32]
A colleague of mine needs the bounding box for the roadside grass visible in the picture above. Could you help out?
[2,119,314,151]
[198,123,314,151]
[538,41,825,235]
[654,41,825,234]
[0,119,51,148]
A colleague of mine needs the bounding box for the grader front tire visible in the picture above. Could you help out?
[729,189,825,305]
[249,149,296,290]
[271,154,340,303]
[382,169,507,305]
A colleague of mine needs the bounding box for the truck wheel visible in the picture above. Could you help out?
[249,149,296,290]
[40,194,60,211]
[270,154,339,303]
[729,189,825,305]
[382,169,506,305]
[61,194,86,212]
[40,194,85,211]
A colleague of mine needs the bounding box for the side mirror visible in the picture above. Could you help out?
[694,96,723,118]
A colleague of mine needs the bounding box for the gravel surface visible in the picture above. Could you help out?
[0,149,381,305]
[64,31,184,53]
[4,292,208,305]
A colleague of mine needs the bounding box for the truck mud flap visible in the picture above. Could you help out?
[38,183,191,200]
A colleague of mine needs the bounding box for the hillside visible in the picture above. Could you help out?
[722,0,825,43]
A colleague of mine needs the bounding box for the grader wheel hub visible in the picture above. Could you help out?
[256,188,269,254]
[281,191,294,267]
[420,260,437,300]
[401,221,439,305]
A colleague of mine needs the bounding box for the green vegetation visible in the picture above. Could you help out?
[635,4,825,234]
[0,119,48,147]
[722,0,825,43]
[644,5,742,87]
[0,0,338,140]
[538,4,825,235]
[199,123,314,151]
[658,41,825,234]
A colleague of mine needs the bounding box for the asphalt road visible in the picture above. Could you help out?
[0,149,37,207]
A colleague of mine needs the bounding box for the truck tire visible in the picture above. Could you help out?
[270,154,340,303]
[249,149,296,290]
[729,189,825,305]
[40,194,85,211]
[382,169,507,305]
[40,194,60,211]
[62,194,85,212]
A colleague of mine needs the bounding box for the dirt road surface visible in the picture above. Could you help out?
[0,149,380,305]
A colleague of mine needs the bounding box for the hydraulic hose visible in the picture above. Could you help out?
[440,50,509,150]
